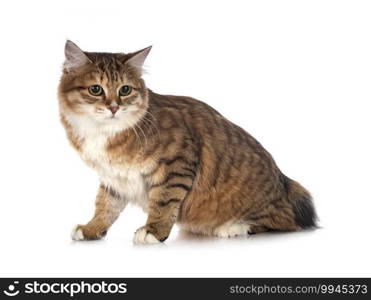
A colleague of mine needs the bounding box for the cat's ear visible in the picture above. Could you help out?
[125,46,152,75]
[63,40,91,72]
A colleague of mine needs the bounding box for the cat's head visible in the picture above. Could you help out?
[58,40,151,134]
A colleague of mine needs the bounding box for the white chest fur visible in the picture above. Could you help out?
[83,135,149,210]
[65,113,149,210]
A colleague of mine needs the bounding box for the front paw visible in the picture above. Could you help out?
[71,224,107,241]
[133,226,161,245]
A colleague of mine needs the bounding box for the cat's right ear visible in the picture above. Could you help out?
[63,40,91,73]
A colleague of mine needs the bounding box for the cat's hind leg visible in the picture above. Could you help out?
[212,220,251,238]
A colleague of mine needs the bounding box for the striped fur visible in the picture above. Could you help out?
[59,41,317,243]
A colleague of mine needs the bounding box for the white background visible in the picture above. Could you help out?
[0,0,370,277]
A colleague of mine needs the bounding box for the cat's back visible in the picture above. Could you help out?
[148,89,279,184]
[148,90,271,159]
[148,89,222,118]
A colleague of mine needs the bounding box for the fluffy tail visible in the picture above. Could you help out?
[284,176,317,229]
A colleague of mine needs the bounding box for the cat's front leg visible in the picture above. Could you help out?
[133,192,183,245]
[134,162,195,244]
[71,184,127,241]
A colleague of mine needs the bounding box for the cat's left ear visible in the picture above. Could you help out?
[125,46,152,75]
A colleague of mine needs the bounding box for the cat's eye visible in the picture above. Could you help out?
[88,85,103,96]
[119,85,132,96]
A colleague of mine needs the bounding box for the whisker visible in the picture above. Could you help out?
[130,124,144,158]
[139,116,157,137]
[134,121,148,154]
[136,108,161,139]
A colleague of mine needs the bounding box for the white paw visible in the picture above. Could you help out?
[133,227,160,245]
[71,225,85,241]
[213,220,251,238]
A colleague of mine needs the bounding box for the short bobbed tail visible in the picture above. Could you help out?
[284,176,317,229]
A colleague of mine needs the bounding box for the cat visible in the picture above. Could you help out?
[58,40,317,244]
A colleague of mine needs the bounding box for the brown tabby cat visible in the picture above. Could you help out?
[58,40,316,244]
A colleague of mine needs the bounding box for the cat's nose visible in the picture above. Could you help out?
[109,106,119,115]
